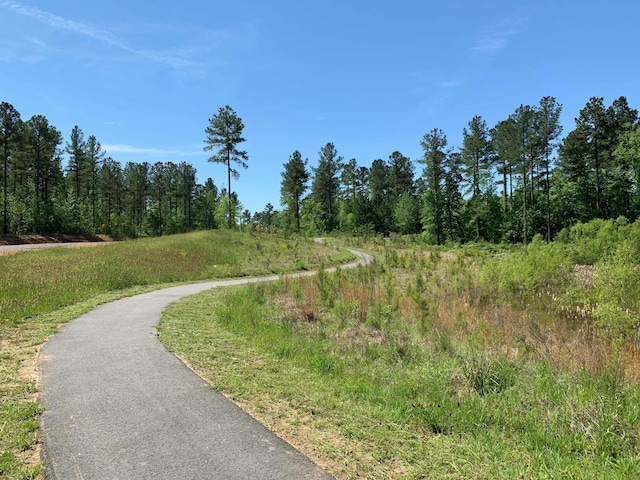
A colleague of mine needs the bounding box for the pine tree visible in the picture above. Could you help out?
[22,115,62,231]
[311,142,343,229]
[575,98,608,216]
[537,96,562,241]
[281,150,309,233]
[0,102,21,234]
[65,125,86,199]
[511,104,539,243]
[461,115,492,197]
[124,162,149,234]
[419,129,448,244]
[177,162,197,229]
[490,118,519,209]
[100,157,123,235]
[462,115,493,239]
[443,151,466,241]
[387,151,415,199]
[84,135,105,231]
[369,158,392,233]
[203,106,248,228]
[605,96,638,218]
[341,158,358,202]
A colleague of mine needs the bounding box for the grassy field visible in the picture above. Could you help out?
[160,232,640,479]
[4,221,640,479]
[0,230,353,480]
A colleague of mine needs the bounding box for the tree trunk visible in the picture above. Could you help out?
[545,156,551,243]
[227,150,232,228]
[3,142,8,235]
[594,136,602,215]
[502,162,508,209]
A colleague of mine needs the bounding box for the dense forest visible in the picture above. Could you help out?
[0,102,224,238]
[1,95,639,242]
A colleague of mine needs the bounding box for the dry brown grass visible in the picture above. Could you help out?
[297,243,640,384]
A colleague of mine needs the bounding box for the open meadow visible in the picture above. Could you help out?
[0,231,352,479]
[161,220,640,479]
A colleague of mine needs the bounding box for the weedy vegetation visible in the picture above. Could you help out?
[0,230,351,480]
[161,218,640,479]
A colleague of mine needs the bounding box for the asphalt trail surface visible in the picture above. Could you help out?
[39,249,373,479]
[0,242,113,254]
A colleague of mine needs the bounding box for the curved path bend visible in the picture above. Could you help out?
[39,249,373,480]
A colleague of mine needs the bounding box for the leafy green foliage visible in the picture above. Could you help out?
[392,193,420,234]
[481,233,571,296]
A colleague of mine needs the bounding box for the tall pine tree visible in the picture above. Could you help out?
[203,106,248,228]
[311,142,343,230]
[419,129,448,245]
[0,102,21,234]
[281,150,309,233]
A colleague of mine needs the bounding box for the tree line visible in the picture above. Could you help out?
[0,101,234,238]
[277,95,640,243]
[2,96,639,243]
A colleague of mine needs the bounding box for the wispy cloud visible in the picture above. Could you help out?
[439,80,462,88]
[0,43,44,63]
[472,18,522,54]
[25,36,46,48]
[0,0,198,68]
[103,144,203,158]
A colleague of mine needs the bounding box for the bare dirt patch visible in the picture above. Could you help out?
[0,233,112,245]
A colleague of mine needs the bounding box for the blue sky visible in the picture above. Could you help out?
[1,0,638,214]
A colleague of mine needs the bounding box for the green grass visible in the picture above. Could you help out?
[160,237,640,479]
[0,230,353,480]
[0,231,352,326]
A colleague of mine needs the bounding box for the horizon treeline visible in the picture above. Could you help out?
[0,101,232,238]
[277,95,640,243]
[2,95,639,243]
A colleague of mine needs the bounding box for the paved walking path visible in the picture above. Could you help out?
[39,249,373,479]
[0,242,114,254]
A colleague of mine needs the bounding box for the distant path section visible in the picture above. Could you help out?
[0,242,112,254]
[39,248,373,480]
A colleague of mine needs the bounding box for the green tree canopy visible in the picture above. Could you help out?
[204,105,248,228]
[419,128,448,245]
[281,150,309,233]
[311,142,343,229]
[461,115,492,197]
[0,102,22,234]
